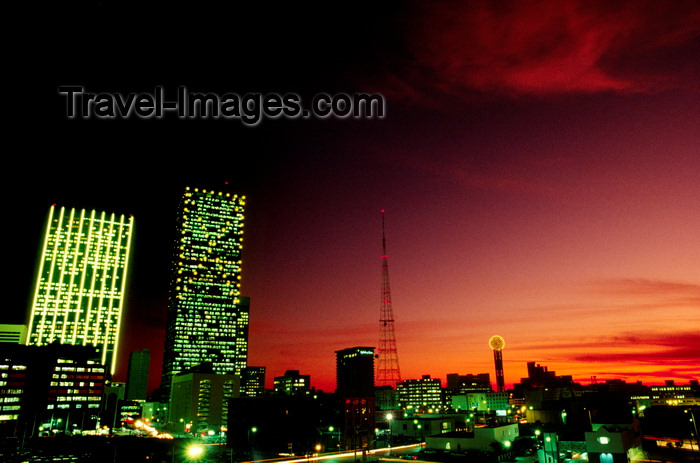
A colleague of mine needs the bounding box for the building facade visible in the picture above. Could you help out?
[26,206,134,375]
[161,187,248,399]
[169,370,240,434]
[397,375,443,414]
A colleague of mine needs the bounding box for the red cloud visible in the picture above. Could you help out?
[381,0,700,98]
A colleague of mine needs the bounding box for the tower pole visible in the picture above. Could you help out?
[376,210,401,394]
[488,335,506,393]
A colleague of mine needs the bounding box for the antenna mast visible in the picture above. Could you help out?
[376,210,401,393]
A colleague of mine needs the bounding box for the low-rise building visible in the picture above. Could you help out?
[585,421,642,463]
[0,343,105,437]
[425,423,519,455]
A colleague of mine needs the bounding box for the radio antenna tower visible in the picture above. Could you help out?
[376,210,401,392]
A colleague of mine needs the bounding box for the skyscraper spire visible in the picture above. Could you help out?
[376,210,401,392]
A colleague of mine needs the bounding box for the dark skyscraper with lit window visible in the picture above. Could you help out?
[160,187,249,400]
[336,346,375,398]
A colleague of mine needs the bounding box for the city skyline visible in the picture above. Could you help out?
[9,1,700,394]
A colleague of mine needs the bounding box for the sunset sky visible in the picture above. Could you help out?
[10,0,699,393]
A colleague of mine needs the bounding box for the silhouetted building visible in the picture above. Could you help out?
[125,349,150,401]
[161,187,249,401]
[519,362,574,389]
[344,397,376,450]
[447,373,492,393]
[26,206,134,375]
[336,347,375,398]
[273,370,311,396]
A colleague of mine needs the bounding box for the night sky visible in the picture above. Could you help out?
[10,1,700,393]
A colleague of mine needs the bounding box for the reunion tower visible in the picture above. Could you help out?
[489,335,506,392]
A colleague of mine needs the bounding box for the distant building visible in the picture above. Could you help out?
[486,391,510,412]
[397,375,443,413]
[336,347,375,398]
[26,206,134,375]
[518,362,574,389]
[161,187,249,401]
[241,366,266,397]
[452,392,486,412]
[0,325,27,344]
[446,373,491,393]
[104,381,126,402]
[126,349,150,401]
[446,373,492,413]
[141,401,169,425]
[650,380,700,406]
[273,370,311,396]
[452,391,509,413]
[169,369,240,434]
[375,385,399,410]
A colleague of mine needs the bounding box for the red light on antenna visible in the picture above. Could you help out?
[381,209,385,213]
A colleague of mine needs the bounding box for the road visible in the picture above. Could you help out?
[245,443,424,463]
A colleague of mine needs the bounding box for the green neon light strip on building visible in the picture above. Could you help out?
[27,206,134,375]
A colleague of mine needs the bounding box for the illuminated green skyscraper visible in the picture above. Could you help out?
[161,187,249,400]
[26,205,134,375]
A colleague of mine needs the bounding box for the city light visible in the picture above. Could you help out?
[186,444,204,459]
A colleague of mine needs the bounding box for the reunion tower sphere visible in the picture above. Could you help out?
[488,335,506,392]
[489,335,505,351]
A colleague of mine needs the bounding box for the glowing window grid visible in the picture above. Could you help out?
[162,188,248,389]
[27,206,134,375]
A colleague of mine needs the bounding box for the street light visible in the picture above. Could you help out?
[685,410,699,455]
[387,413,394,455]
[249,426,257,453]
[186,444,204,461]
